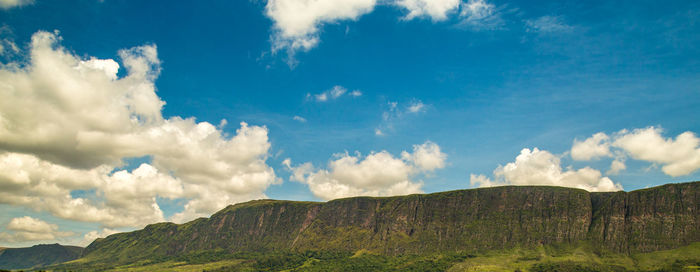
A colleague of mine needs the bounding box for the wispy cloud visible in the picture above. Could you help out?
[525,15,574,34]
[376,99,429,136]
[0,0,34,9]
[308,85,362,102]
[293,115,307,123]
[457,0,505,31]
[407,100,426,113]
[396,0,461,21]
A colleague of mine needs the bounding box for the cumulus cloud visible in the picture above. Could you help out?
[7,216,56,233]
[80,228,120,246]
[572,127,700,177]
[571,132,611,160]
[607,158,626,175]
[0,31,278,228]
[396,0,460,21]
[525,15,574,33]
[0,217,72,243]
[0,0,33,9]
[265,0,376,55]
[458,0,504,30]
[309,85,361,102]
[284,141,446,200]
[613,127,700,177]
[264,0,507,62]
[401,141,446,171]
[470,148,622,192]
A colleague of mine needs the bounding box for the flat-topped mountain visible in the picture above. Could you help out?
[77,181,698,268]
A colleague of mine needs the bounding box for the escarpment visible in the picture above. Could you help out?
[82,182,699,263]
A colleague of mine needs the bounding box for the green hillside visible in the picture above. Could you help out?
[0,244,82,270]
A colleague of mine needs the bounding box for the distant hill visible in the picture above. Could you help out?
[65,181,698,270]
[0,243,82,270]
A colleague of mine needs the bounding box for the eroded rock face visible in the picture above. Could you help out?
[589,182,699,253]
[82,182,699,262]
[292,186,592,254]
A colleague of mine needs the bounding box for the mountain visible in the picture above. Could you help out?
[51,182,698,271]
[0,243,83,270]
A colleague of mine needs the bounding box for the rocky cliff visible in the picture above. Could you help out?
[81,182,699,264]
[588,182,699,253]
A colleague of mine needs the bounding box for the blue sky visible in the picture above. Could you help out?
[0,0,698,247]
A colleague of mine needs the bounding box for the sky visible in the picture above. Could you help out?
[0,0,698,247]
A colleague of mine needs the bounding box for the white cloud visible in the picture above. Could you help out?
[80,228,119,246]
[407,100,426,113]
[613,127,700,177]
[458,0,503,30]
[470,148,622,192]
[7,216,56,233]
[329,85,346,98]
[310,85,360,102]
[263,0,509,63]
[525,15,574,33]
[571,132,611,160]
[0,31,278,229]
[0,216,72,243]
[396,0,460,21]
[376,99,427,136]
[0,38,19,56]
[401,141,446,171]
[572,127,700,177]
[285,141,446,200]
[607,158,626,175]
[265,0,376,54]
[293,115,307,122]
[0,0,33,9]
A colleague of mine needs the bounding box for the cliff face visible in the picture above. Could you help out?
[292,186,591,254]
[588,182,699,253]
[82,182,699,263]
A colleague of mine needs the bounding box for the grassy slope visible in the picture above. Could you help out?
[447,242,700,272]
[48,242,700,272]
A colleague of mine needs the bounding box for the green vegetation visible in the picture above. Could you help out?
[0,244,82,270]
[49,249,472,272]
[447,242,700,272]
[45,242,700,271]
